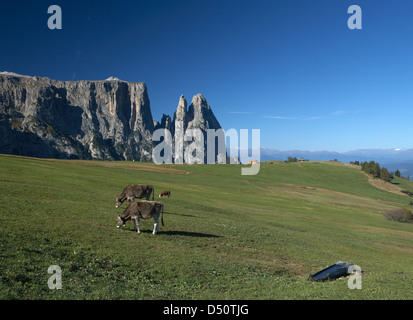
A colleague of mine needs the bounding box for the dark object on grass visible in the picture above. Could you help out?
[401,190,413,197]
[308,261,354,282]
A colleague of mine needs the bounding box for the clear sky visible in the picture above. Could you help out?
[1,0,413,152]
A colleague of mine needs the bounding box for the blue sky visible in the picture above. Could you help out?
[1,0,413,152]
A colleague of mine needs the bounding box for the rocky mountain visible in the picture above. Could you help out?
[168,94,222,164]
[0,72,222,162]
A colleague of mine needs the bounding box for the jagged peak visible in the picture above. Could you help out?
[193,93,205,100]
[177,94,187,111]
[191,93,210,110]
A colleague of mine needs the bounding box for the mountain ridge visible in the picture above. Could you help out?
[0,72,222,162]
[260,147,413,176]
[260,147,413,159]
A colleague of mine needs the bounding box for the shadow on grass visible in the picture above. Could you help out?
[125,228,220,238]
[161,230,221,238]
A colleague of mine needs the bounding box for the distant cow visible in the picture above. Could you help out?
[159,190,171,198]
[116,201,164,234]
[115,185,154,208]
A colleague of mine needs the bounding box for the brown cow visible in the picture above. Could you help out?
[116,201,164,234]
[159,190,171,198]
[115,185,154,208]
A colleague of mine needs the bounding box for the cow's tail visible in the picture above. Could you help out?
[161,203,164,227]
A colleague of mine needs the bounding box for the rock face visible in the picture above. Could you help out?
[168,94,223,163]
[0,72,222,162]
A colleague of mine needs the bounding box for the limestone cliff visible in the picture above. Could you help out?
[0,72,222,162]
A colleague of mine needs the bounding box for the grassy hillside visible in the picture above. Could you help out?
[1,155,412,299]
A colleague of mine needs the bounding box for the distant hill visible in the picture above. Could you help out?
[260,147,413,177]
[381,161,413,179]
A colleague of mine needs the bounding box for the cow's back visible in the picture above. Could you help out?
[137,201,162,219]
[122,185,136,197]
[131,185,152,198]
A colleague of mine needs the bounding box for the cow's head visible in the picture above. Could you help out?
[116,215,126,228]
[115,197,123,208]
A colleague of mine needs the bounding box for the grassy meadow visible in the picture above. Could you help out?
[0,155,413,299]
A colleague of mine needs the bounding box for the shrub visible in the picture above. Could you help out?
[401,190,413,197]
[286,157,297,163]
[384,208,413,223]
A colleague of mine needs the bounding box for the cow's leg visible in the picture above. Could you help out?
[137,217,141,234]
[132,218,137,232]
[153,216,159,235]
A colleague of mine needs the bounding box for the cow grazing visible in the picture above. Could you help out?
[116,201,164,234]
[115,185,154,208]
[159,190,171,198]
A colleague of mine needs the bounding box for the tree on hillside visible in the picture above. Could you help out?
[380,167,390,182]
[361,160,391,181]
[367,161,376,175]
[361,161,369,173]
[372,162,381,179]
[286,157,297,163]
[395,169,401,178]
[364,160,380,178]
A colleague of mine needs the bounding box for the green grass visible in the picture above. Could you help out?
[1,155,413,299]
